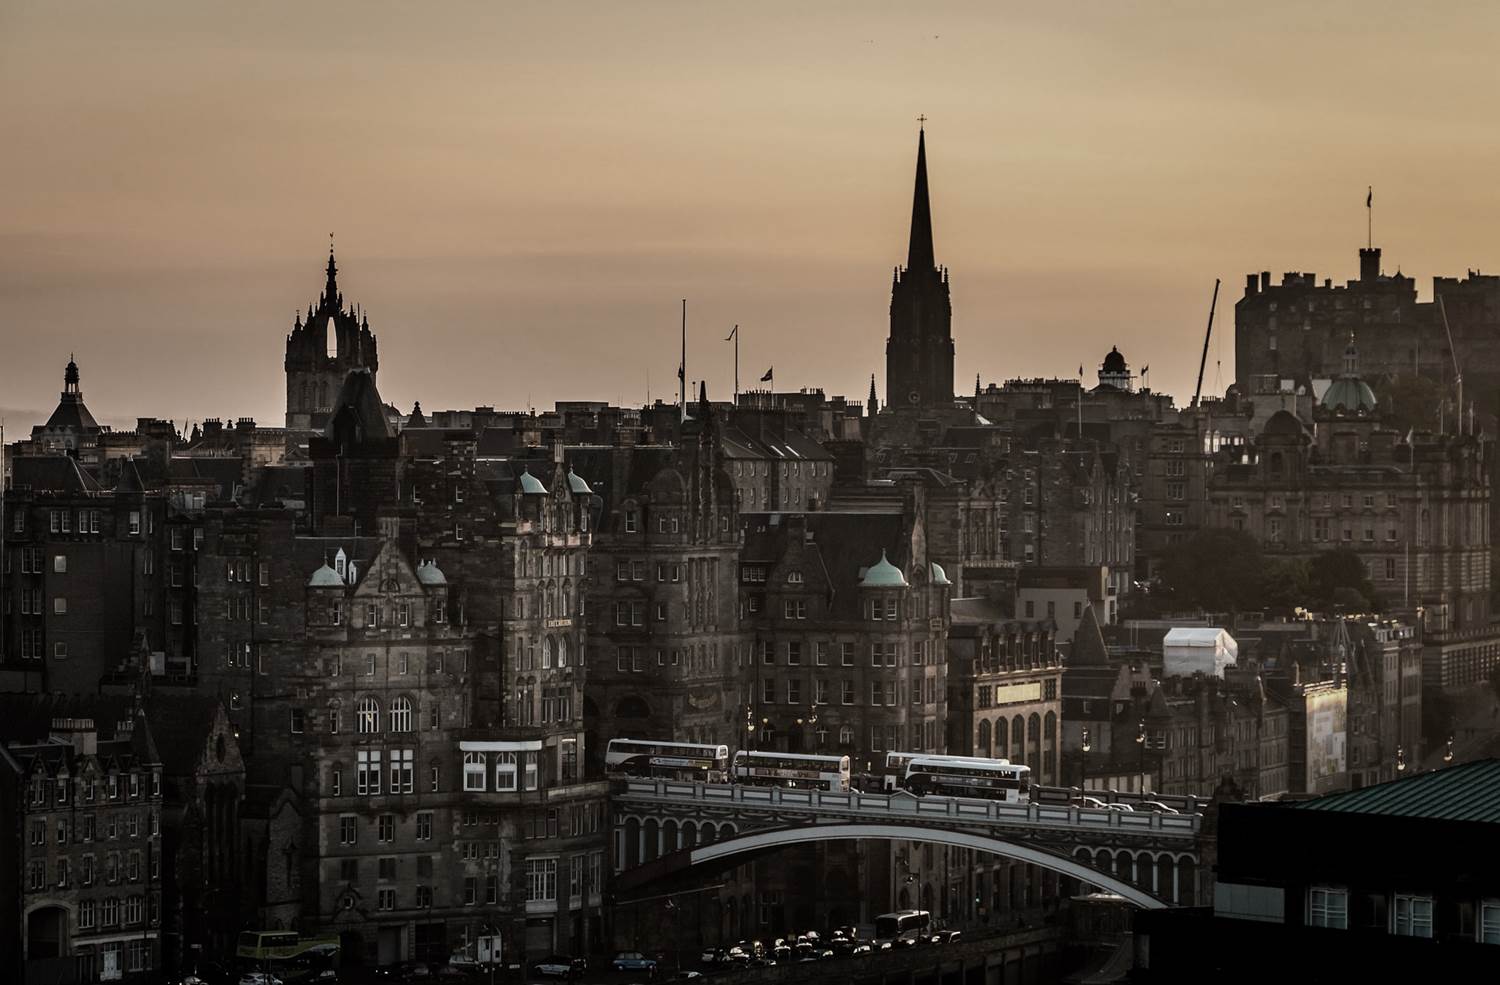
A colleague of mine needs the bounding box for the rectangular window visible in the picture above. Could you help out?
[1391,894,1433,938]
[339,815,357,845]
[1480,899,1500,945]
[290,708,305,734]
[523,751,539,790]
[526,858,559,902]
[842,680,855,705]
[1308,887,1348,929]
[378,814,395,842]
[762,679,776,703]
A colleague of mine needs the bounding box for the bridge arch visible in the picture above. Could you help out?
[679,823,1172,909]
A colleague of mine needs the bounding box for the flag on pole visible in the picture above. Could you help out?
[1367,187,1373,208]
[1078,364,1084,377]
[760,367,773,382]
[725,326,737,342]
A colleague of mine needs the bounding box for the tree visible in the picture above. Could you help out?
[1260,557,1310,616]
[1308,548,1380,611]
[1159,528,1266,614]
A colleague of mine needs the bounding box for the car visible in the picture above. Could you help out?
[666,974,704,982]
[930,930,962,945]
[1102,802,1135,812]
[611,952,658,975]
[239,975,283,985]
[723,945,749,965]
[529,955,585,978]
[1075,795,1108,810]
[1135,800,1180,815]
[852,943,873,956]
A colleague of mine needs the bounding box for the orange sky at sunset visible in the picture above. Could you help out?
[4,1,1500,431]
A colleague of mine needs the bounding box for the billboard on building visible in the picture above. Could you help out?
[1305,685,1347,794]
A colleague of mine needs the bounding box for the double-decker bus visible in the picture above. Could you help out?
[732,750,850,791]
[605,739,730,782]
[881,751,926,791]
[902,756,1031,802]
[874,909,931,944]
[235,932,340,980]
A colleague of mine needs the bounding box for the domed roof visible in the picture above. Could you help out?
[416,560,447,586]
[308,563,344,588]
[567,468,592,495]
[1263,409,1309,437]
[1320,378,1377,414]
[860,549,908,589]
[929,561,952,586]
[1101,346,1127,374]
[519,468,548,495]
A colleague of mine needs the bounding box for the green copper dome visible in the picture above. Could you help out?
[860,549,908,588]
[519,468,548,495]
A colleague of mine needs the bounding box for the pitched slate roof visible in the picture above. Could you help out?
[1294,758,1500,824]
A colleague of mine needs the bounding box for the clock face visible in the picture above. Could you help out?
[908,390,921,405]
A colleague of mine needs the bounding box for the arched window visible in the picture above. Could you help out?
[1012,715,1025,751]
[357,697,380,734]
[543,637,555,670]
[558,636,570,668]
[1044,711,1057,742]
[390,697,413,733]
[977,719,992,758]
[463,752,486,791]
[1028,713,1041,741]
[995,717,1008,759]
[839,725,854,746]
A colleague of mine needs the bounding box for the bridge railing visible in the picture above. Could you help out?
[619,779,1200,836]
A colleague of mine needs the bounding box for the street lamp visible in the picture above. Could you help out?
[1444,736,1455,765]
[1135,720,1147,794]
[1396,746,1407,774]
[1080,727,1092,791]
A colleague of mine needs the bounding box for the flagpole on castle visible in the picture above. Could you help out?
[1367,186,1373,250]
[679,299,687,423]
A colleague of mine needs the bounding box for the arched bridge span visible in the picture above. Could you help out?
[614,821,1171,908]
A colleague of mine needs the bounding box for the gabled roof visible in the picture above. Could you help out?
[1295,758,1500,824]
[10,455,101,493]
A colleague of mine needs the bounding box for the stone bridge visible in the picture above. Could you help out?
[611,779,1208,907]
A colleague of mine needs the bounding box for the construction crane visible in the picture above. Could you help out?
[1191,279,1221,409]
[1438,295,1463,435]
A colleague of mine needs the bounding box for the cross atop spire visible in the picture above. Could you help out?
[906,127,935,274]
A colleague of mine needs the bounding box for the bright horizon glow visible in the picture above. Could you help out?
[4,2,1499,432]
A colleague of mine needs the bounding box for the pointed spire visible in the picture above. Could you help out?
[906,126,935,273]
[868,374,880,416]
[325,234,339,307]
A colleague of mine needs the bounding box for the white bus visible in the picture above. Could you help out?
[606,739,730,782]
[902,756,1031,803]
[874,909,931,944]
[732,750,851,791]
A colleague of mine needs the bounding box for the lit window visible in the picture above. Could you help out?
[1392,894,1433,938]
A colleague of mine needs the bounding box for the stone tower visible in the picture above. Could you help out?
[284,245,379,430]
[885,127,954,412]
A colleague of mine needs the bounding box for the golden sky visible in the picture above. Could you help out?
[4,1,1500,430]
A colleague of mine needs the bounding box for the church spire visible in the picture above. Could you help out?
[324,234,339,307]
[906,125,935,274]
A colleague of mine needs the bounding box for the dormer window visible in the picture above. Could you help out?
[787,571,804,585]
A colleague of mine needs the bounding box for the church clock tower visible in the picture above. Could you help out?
[885,126,954,412]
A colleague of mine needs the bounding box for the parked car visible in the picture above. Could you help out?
[529,954,585,978]
[930,930,962,944]
[1102,802,1135,812]
[1135,800,1180,815]
[239,975,283,985]
[1075,795,1108,810]
[611,952,658,975]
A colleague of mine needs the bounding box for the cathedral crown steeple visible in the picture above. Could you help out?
[324,239,339,308]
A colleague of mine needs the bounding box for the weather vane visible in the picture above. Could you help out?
[917,114,927,128]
